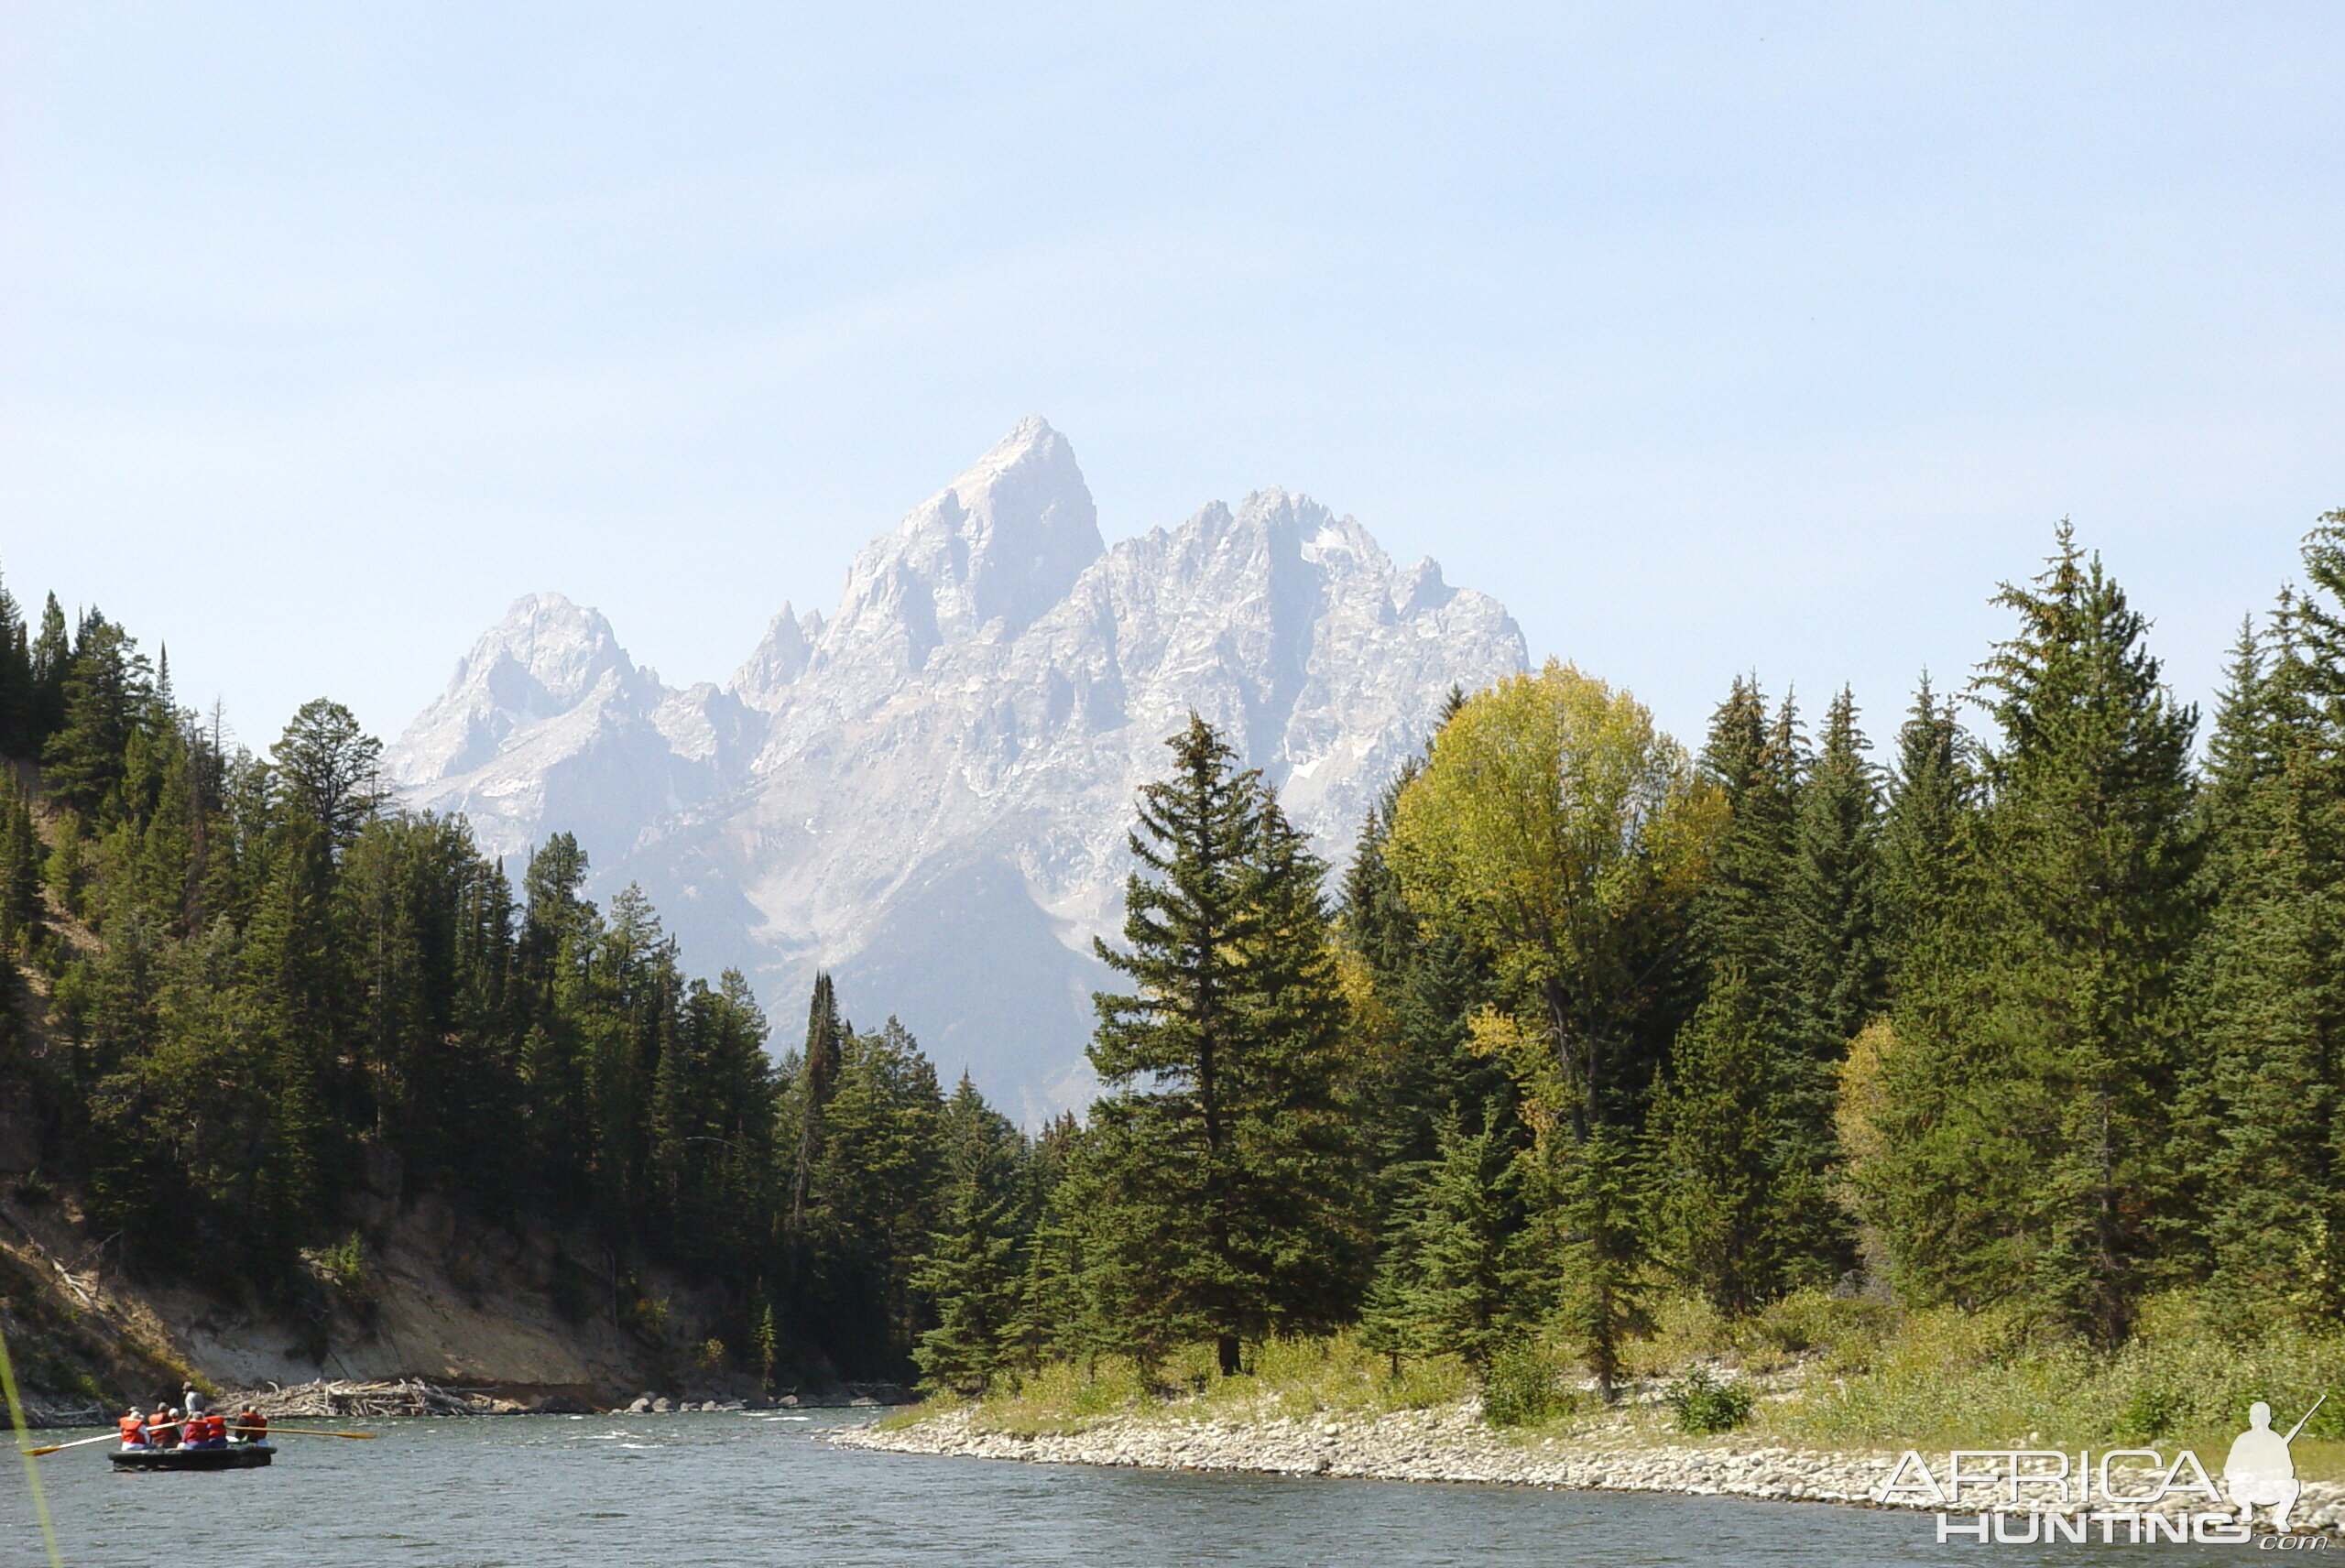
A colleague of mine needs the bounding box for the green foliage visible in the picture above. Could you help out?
[1361,1116,1521,1368]
[1663,1366,1754,1433]
[1081,714,1369,1376]
[1860,527,2205,1346]
[1384,661,1712,1142]
[314,1231,368,1299]
[1479,1336,1570,1427]
[911,1075,1028,1396]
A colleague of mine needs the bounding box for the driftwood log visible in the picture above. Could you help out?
[226,1378,512,1418]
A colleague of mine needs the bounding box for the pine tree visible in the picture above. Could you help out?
[518,833,597,1208]
[1789,688,1884,1047]
[2194,518,2345,1323]
[0,569,29,758]
[272,698,387,847]
[1360,1116,1521,1367]
[0,771,42,960]
[42,615,150,819]
[1009,1112,1088,1372]
[27,593,68,748]
[1085,714,1366,1376]
[911,1074,1027,1395]
[801,1019,946,1372]
[1864,526,2202,1345]
[1877,675,1976,984]
[784,972,846,1279]
[1650,679,1851,1312]
[1340,765,1509,1209]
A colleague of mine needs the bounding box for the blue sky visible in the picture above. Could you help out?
[4,4,2340,753]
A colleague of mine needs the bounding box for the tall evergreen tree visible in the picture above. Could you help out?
[1084,714,1366,1376]
[800,1019,946,1373]
[0,569,29,758]
[1877,674,1976,983]
[911,1074,1028,1395]
[785,973,846,1275]
[1865,526,2203,1345]
[273,698,387,847]
[1651,679,1849,1312]
[1359,1116,1521,1368]
[27,593,68,747]
[0,771,42,959]
[42,615,150,819]
[2194,517,2345,1323]
[1789,688,1884,1047]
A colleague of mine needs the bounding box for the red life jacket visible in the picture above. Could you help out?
[117,1415,144,1443]
[201,1412,227,1442]
[150,1414,177,1447]
[238,1411,267,1438]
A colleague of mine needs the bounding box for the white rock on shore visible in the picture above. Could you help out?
[832,1399,2345,1535]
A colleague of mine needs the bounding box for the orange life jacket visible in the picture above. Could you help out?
[201,1412,226,1442]
[150,1413,177,1447]
[238,1411,267,1438]
[117,1415,144,1443]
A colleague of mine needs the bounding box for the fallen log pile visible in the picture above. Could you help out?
[229,1378,520,1418]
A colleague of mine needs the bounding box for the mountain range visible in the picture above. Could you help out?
[386,419,1527,1119]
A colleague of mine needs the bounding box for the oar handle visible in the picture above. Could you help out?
[2285,1392,2329,1445]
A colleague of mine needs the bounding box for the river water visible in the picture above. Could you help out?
[7,1410,2254,1565]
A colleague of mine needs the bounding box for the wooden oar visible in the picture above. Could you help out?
[20,1431,127,1457]
[245,1427,376,1440]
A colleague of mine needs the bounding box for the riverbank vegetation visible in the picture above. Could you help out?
[10,510,2345,1418]
[900,512,2345,1455]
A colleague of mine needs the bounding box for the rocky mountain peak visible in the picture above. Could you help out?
[387,426,1526,1119]
[730,601,814,713]
[818,418,1104,682]
[388,593,651,785]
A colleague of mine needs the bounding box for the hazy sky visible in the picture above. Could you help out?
[4,4,2340,755]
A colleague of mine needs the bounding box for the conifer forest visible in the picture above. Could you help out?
[7,514,2345,1396]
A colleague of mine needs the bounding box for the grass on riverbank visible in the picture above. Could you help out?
[892,1290,2345,1479]
[884,1334,1475,1438]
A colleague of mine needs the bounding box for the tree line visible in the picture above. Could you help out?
[7,514,2344,1394]
[909,515,2345,1398]
[0,583,959,1378]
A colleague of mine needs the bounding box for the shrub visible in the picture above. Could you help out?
[1665,1367,1753,1434]
[1482,1338,1568,1428]
[315,1231,368,1299]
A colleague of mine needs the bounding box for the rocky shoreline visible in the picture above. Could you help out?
[833,1400,2345,1536]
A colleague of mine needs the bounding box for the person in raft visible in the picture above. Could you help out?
[192,1408,229,1449]
[115,1408,147,1450]
[230,1404,267,1443]
[148,1406,179,1451]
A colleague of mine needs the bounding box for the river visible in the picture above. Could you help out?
[6,1410,2253,1564]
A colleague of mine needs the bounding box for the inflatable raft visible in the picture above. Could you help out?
[111,1443,274,1472]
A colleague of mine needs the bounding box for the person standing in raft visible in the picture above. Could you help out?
[115,1409,147,1450]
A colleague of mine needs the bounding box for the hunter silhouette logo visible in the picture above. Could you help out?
[2225,1394,2322,1531]
[1877,1393,2332,1543]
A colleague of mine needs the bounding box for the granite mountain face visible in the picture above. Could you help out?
[387,419,1526,1119]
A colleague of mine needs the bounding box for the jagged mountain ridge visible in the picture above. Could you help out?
[388,419,1527,1119]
